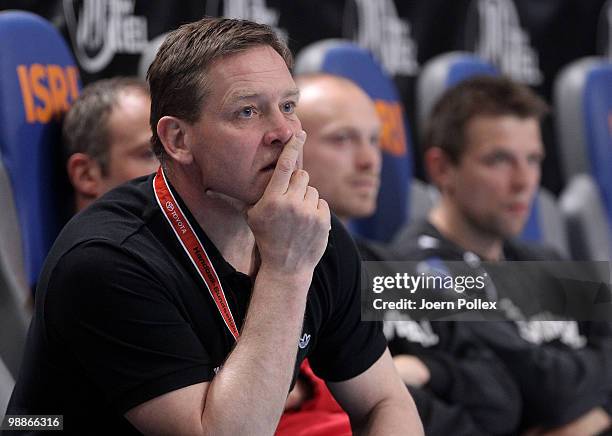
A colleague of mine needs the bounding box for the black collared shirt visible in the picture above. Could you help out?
[8,174,386,435]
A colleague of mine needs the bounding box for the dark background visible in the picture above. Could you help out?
[3,0,610,193]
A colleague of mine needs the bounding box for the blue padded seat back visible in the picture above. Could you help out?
[445,54,499,86]
[295,40,412,242]
[417,52,498,134]
[555,58,612,236]
[520,197,542,243]
[582,63,612,226]
[0,11,81,287]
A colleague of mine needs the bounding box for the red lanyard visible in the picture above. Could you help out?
[153,167,240,341]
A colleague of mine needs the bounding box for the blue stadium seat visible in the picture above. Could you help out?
[555,57,612,259]
[295,40,413,242]
[0,11,81,290]
[555,58,612,187]
[417,52,498,136]
[560,175,611,260]
[520,188,569,258]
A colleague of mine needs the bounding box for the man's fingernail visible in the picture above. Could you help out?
[296,130,306,142]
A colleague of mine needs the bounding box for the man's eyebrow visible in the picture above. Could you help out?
[283,88,300,99]
[227,88,300,104]
[227,92,260,103]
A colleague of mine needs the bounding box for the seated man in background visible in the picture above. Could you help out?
[24,78,157,296]
[295,72,521,436]
[63,77,158,212]
[392,75,612,435]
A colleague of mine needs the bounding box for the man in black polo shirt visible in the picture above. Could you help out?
[392,76,612,434]
[8,17,422,435]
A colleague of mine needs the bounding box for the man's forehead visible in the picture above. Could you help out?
[300,77,371,103]
[209,45,290,78]
[203,48,295,102]
[466,115,541,140]
[315,99,380,131]
[320,121,382,137]
[467,114,541,132]
[461,138,545,161]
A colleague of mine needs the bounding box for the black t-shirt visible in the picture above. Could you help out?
[7,174,386,435]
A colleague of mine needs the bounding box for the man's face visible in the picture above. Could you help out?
[185,45,301,205]
[445,115,544,238]
[101,90,158,192]
[298,79,381,221]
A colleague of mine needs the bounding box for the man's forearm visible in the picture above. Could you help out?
[200,267,311,435]
[351,395,423,436]
[331,351,424,436]
[539,407,611,436]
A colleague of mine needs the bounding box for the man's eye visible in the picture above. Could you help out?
[238,106,256,118]
[281,101,296,114]
[330,134,352,146]
[485,153,511,165]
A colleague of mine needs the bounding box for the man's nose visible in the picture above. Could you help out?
[355,140,381,172]
[263,110,295,147]
[511,159,539,193]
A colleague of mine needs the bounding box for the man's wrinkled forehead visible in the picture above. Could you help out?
[456,114,543,155]
[225,88,300,106]
[209,45,290,75]
[204,46,296,100]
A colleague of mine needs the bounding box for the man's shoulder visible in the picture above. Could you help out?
[391,219,462,261]
[503,239,565,261]
[60,175,156,250]
[36,177,184,324]
[40,175,166,289]
[355,238,394,261]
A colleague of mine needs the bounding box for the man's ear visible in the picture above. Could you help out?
[66,152,103,199]
[157,116,194,165]
[424,147,455,193]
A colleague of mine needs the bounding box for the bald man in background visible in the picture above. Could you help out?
[63,77,158,212]
[295,73,521,436]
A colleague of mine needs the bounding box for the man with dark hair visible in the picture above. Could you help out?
[393,75,612,434]
[8,17,421,435]
[147,17,294,164]
[63,77,158,211]
[295,73,522,436]
[414,75,548,250]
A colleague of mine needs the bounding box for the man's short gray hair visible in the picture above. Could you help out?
[62,77,149,175]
